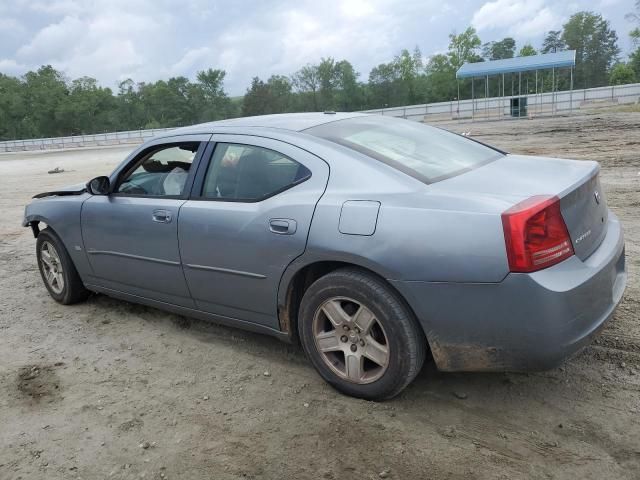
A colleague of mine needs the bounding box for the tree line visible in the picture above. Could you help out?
[1,9,639,141]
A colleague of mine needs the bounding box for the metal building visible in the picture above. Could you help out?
[455,50,576,120]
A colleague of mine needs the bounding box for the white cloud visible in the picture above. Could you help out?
[340,0,376,18]
[0,17,25,35]
[0,0,633,93]
[17,16,84,60]
[169,47,212,77]
[472,0,562,37]
[598,0,622,6]
[0,58,28,75]
[516,8,560,36]
[11,5,169,85]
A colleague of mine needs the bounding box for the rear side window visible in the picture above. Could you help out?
[202,143,311,201]
[306,116,502,183]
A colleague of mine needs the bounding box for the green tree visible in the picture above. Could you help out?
[482,37,515,60]
[424,53,457,102]
[22,65,69,137]
[630,48,640,78]
[0,64,236,139]
[241,75,293,116]
[266,75,293,113]
[242,77,270,116]
[334,60,362,110]
[626,1,640,45]
[316,57,341,110]
[57,77,117,134]
[393,47,425,104]
[292,64,320,110]
[367,62,398,108]
[448,27,483,70]
[116,79,145,129]
[518,44,537,57]
[609,63,636,85]
[0,73,29,140]
[541,30,566,53]
[195,68,232,121]
[139,77,197,127]
[561,12,620,88]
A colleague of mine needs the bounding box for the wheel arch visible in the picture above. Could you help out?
[277,255,427,346]
[23,214,49,237]
[25,216,69,245]
[23,199,93,280]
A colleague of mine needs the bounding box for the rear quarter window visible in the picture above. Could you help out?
[305,116,503,183]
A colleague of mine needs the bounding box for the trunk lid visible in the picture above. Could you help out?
[430,154,608,261]
[559,172,608,260]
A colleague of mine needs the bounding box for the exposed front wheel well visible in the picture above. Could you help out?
[27,220,42,238]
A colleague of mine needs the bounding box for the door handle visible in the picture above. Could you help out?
[269,218,297,235]
[152,209,172,223]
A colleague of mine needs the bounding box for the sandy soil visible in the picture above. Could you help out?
[1,112,639,480]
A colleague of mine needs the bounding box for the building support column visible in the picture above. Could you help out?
[535,70,538,116]
[569,66,574,115]
[485,75,489,120]
[457,80,460,121]
[502,73,505,119]
[518,72,521,118]
[551,67,555,116]
[471,77,475,121]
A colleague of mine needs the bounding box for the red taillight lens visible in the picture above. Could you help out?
[501,195,574,273]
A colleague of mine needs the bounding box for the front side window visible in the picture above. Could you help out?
[202,143,311,201]
[305,116,503,183]
[117,143,199,196]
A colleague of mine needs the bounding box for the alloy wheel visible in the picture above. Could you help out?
[312,297,390,384]
[40,241,65,295]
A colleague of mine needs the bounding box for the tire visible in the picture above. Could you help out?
[298,267,426,400]
[36,228,89,305]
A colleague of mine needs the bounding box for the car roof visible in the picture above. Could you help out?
[164,111,369,136]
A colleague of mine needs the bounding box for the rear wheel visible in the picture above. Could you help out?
[299,268,426,400]
[36,229,89,305]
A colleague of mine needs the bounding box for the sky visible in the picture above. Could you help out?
[0,0,637,96]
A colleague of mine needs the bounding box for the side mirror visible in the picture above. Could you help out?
[86,176,111,195]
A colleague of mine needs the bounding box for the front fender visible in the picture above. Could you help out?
[22,195,93,280]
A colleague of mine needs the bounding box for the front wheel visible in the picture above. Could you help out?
[36,229,89,305]
[299,268,426,400]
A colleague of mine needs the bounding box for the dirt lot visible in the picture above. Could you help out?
[1,112,639,480]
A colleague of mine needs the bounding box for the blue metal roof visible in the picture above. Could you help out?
[456,50,576,79]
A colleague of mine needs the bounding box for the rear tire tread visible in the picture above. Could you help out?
[299,267,426,400]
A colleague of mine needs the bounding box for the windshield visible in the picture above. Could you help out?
[305,116,503,183]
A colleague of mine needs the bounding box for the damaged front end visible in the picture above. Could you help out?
[23,182,89,237]
[32,183,86,199]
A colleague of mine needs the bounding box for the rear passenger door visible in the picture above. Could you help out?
[179,135,329,329]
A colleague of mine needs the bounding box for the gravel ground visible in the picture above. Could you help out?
[0,111,639,480]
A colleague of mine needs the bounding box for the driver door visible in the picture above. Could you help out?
[81,135,209,307]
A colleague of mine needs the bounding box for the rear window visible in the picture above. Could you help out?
[305,116,503,183]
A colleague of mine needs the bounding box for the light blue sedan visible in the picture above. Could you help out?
[23,113,626,399]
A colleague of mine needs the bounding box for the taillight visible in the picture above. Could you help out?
[501,195,574,273]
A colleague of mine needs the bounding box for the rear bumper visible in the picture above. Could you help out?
[391,212,626,372]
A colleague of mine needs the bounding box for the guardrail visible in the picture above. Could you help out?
[2,83,640,153]
[0,127,175,153]
[362,82,640,122]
